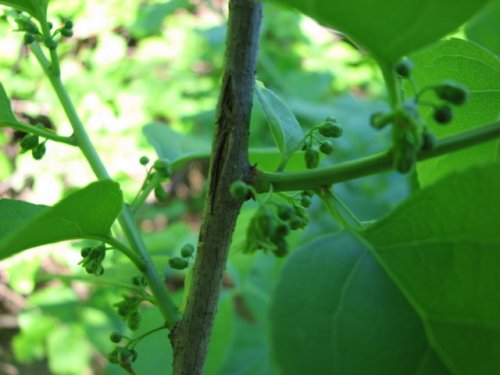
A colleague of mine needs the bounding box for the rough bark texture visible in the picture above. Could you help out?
[170,1,262,374]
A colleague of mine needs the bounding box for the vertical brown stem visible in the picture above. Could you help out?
[170,1,263,374]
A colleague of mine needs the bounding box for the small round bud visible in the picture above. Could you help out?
[434,81,469,106]
[63,20,74,29]
[288,217,303,230]
[433,105,453,124]
[277,205,294,221]
[229,180,249,199]
[20,134,39,150]
[154,186,168,202]
[47,22,53,30]
[319,140,334,155]
[169,257,189,270]
[181,244,195,258]
[153,159,171,178]
[139,156,149,165]
[60,28,73,38]
[302,190,314,197]
[304,148,320,169]
[24,33,35,44]
[80,247,91,258]
[274,223,290,238]
[300,195,312,208]
[132,276,146,286]
[395,58,413,78]
[272,238,289,258]
[128,312,140,331]
[32,143,46,160]
[109,332,122,343]
[318,118,343,138]
[43,37,57,50]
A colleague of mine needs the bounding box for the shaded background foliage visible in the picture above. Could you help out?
[0,0,497,374]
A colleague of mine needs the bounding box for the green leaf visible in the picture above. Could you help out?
[271,231,449,375]
[47,325,92,375]
[0,180,123,260]
[254,82,304,170]
[129,0,190,39]
[364,163,500,374]
[267,0,491,64]
[0,82,17,124]
[0,0,49,24]
[410,38,500,186]
[142,123,210,163]
[465,0,500,56]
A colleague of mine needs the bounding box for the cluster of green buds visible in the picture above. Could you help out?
[19,132,47,160]
[370,57,469,173]
[136,157,172,203]
[15,14,74,50]
[78,243,106,276]
[108,344,138,368]
[114,294,142,331]
[108,333,139,374]
[303,118,343,169]
[168,243,195,270]
[244,191,312,257]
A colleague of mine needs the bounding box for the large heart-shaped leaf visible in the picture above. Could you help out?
[271,231,449,375]
[272,163,500,374]
[365,163,500,374]
[408,38,500,186]
[267,0,491,64]
[255,82,304,170]
[0,180,123,260]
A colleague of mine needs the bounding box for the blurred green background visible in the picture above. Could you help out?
[0,0,495,374]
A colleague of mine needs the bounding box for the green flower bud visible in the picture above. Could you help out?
[60,28,73,38]
[43,37,58,50]
[109,332,122,343]
[154,186,168,202]
[119,348,138,364]
[304,148,319,169]
[128,312,140,331]
[277,204,294,221]
[139,156,149,165]
[32,143,46,160]
[272,238,289,258]
[20,134,39,150]
[181,244,195,258]
[273,223,290,238]
[434,81,469,106]
[169,257,189,270]
[108,348,120,364]
[394,134,416,174]
[131,276,147,287]
[318,118,343,138]
[395,58,413,78]
[300,195,312,208]
[63,20,74,29]
[288,217,303,230]
[153,159,171,178]
[24,33,35,44]
[229,180,249,199]
[433,105,453,124]
[80,247,91,258]
[302,190,314,197]
[319,140,334,155]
